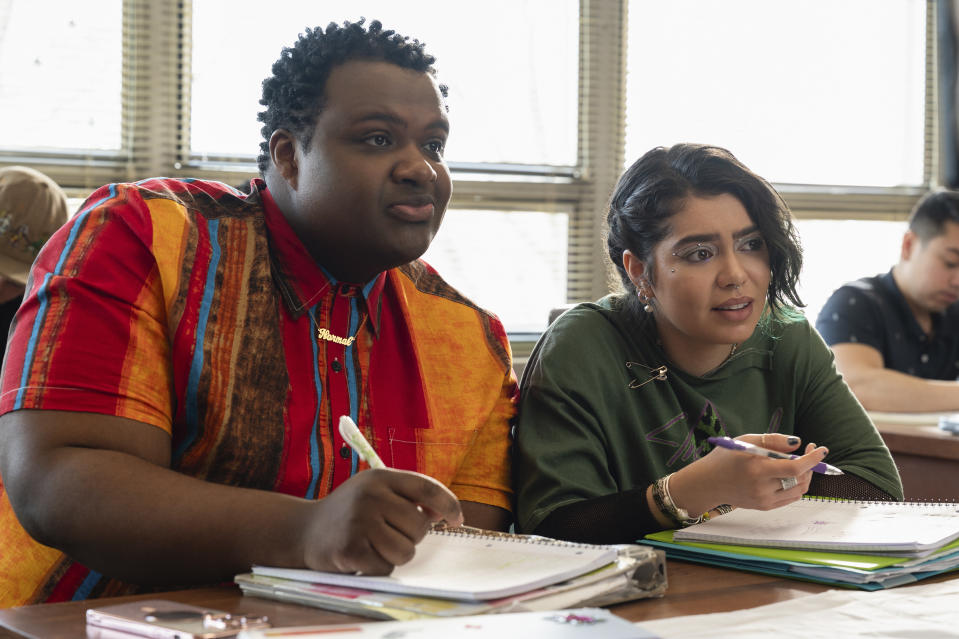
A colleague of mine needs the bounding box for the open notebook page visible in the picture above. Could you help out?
[253,530,619,601]
[673,498,959,555]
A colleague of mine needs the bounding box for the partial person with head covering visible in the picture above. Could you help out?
[0,166,69,362]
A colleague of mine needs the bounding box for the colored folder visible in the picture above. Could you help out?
[643,530,959,590]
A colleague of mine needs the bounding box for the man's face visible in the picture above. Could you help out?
[280,60,451,283]
[900,221,959,313]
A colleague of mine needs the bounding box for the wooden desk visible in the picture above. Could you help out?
[0,560,873,639]
[876,423,959,500]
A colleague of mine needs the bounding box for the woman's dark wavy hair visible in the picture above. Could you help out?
[606,143,804,318]
[256,18,446,174]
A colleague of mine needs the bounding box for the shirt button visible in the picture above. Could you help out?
[920,354,929,364]
[339,445,352,459]
[331,359,342,372]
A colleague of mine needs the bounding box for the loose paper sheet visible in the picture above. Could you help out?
[640,577,959,638]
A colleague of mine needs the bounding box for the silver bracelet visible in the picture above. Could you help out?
[662,473,707,527]
[651,476,683,527]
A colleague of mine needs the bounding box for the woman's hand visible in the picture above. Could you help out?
[659,433,827,520]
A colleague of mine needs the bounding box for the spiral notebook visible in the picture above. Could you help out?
[250,528,620,601]
[672,497,959,556]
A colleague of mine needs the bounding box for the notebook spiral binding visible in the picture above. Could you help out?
[802,495,959,506]
[430,525,616,549]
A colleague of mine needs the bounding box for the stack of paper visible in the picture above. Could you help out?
[236,528,666,619]
[236,608,656,639]
[642,497,959,589]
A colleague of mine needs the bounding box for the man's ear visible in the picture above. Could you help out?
[901,230,919,262]
[269,129,299,190]
[622,250,649,290]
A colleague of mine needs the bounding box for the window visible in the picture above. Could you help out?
[423,209,569,332]
[625,0,927,187]
[190,0,579,167]
[0,0,122,152]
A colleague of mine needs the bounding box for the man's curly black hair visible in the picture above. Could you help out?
[256,18,447,174]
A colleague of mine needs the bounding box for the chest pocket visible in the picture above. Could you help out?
[382,423,480,487]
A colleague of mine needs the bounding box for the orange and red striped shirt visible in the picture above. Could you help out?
[0,178,516,606]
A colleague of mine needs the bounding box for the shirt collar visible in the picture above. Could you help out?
[879,269,939,337]
[255,179,385,334]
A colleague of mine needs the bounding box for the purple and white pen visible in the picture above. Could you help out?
[706,436,844,475]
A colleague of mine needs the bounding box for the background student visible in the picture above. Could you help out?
[0,166,68,365]
[514,144,902,544]
[816,190,959,412]
[0,19,516,607]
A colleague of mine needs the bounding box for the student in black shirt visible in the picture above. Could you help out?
[816,190,959,411]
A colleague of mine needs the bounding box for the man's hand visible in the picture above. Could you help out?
[301,469,463,575]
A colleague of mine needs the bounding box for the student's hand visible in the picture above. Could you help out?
[668,434,827,516]
[301,469,463,576]
[708,434,824,510]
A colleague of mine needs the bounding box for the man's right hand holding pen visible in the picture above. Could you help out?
[295,416,463,577]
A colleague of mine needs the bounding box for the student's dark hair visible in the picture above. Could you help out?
[907,189,959,243]
[606,143,804,318]
[256,18,446,174]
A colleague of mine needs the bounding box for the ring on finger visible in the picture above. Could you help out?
[761,433,767,448]
[780,476,798,491]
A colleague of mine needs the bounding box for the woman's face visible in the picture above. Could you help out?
[636,193,771,375]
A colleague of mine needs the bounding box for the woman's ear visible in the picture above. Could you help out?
[622,250,648,290]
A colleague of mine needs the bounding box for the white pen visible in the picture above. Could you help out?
[338,415,386,469]
[707,436,844,475]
